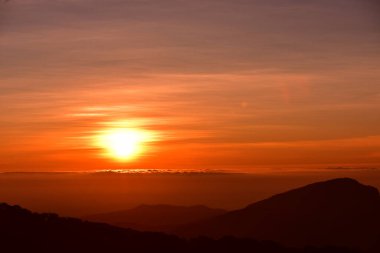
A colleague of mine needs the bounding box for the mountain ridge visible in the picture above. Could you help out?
[0,202,356,253]
[176,178,380,250]
[83,204,227,231]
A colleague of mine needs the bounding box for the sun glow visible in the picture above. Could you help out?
[96,129,151,161]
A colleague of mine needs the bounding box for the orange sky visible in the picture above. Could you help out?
[0,0,379,172]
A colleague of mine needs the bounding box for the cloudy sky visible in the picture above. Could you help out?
[0,0,379,171]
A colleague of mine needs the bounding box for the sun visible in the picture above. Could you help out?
[96,129,148,161]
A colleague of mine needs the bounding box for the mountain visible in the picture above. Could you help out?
[0,203,354,253]
[83,204,226,232]
[177,178,380,250]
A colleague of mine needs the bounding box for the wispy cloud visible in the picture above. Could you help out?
[0,0,379,171]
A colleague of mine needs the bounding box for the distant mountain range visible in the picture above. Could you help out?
[83,204,226,232]
[1,178,380,252]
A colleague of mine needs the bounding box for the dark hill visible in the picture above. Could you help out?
[83,204,226,232]
[0,202,356,253]
[177,178,380,250]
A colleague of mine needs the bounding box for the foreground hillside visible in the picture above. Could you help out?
[177,178,380,251]
[0,202,356,253]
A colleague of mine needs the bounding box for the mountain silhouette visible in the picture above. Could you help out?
[176,178,380,250]
[83,204,226,232]
[0,202,356,253]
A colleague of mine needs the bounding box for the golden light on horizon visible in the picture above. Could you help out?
[95,128,152,162]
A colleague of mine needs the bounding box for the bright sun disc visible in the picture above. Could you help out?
[96,129,148,161]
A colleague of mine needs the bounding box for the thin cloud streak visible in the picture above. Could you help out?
[0,0,379,171]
